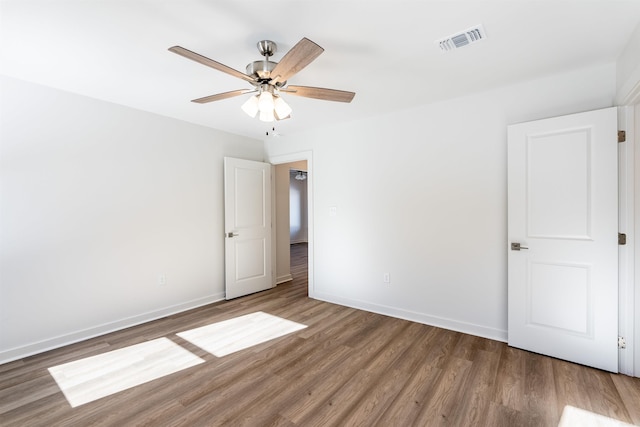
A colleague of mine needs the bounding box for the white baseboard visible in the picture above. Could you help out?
[312,291,508,343]
[276,274,293,285]
[0,293,225,365]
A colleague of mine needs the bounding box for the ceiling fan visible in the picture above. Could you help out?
[168,38,355,122]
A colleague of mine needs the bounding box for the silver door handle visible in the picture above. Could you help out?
[511,242,529,251]
[227,232,239,238]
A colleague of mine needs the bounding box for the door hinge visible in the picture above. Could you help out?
[618,336,626,349]
[618,130,626,143]
[618,233,627,245]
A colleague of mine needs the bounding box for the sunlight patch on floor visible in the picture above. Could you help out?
[177,311,307,357]
[558,405,634,427]
[48,337,204,407]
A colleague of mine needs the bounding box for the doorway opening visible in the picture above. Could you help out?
[270,152,314,297]
[289,167,308,293]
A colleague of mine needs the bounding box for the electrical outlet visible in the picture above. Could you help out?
[158,274,167,286]
[383,273,390,283]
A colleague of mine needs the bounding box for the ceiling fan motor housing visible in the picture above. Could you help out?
[246,60,285,86]
[247,40,286,86]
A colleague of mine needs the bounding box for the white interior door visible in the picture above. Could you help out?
[507,107,618,372]
[224,157,272,300]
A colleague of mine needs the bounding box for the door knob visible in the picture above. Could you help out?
[511,242,529,251]
[227,232,239,238]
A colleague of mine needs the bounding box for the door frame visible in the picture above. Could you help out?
[618,104,637,376]
[618,72,640,377]
[268,151,314,297]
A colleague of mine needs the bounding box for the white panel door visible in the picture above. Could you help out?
[507,107,618,372]
[224,157,272,300]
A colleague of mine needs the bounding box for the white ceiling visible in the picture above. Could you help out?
[2,0,639,140]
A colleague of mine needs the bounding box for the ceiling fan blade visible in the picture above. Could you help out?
[283,85,355,103]
[270,38,324,84]
[191,89,255,104]
[169,46,256,83]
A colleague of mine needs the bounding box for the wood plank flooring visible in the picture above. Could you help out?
[2,242,639,426]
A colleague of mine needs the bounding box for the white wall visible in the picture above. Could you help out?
[0,76,264,363]
[617,23,640,105]
[266,63,617,341]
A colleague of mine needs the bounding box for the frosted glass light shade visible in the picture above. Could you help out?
[259,109,275,122]
[273,96,292,119]
[258,91,274,112]
[241,95,259,118]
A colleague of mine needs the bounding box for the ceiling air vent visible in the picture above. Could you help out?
[436,25,487,52]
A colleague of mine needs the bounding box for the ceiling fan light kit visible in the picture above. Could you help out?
[169,38,355,123]
[260,109,275,122]
[240,86,292,122]
[274,97,292,120]
[257,89,273,111]
[240,94,259,117]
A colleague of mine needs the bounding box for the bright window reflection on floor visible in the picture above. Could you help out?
[48,312,307,408]
[558,405,634,427]
[177,311,307,357]
[48,337,204,408]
